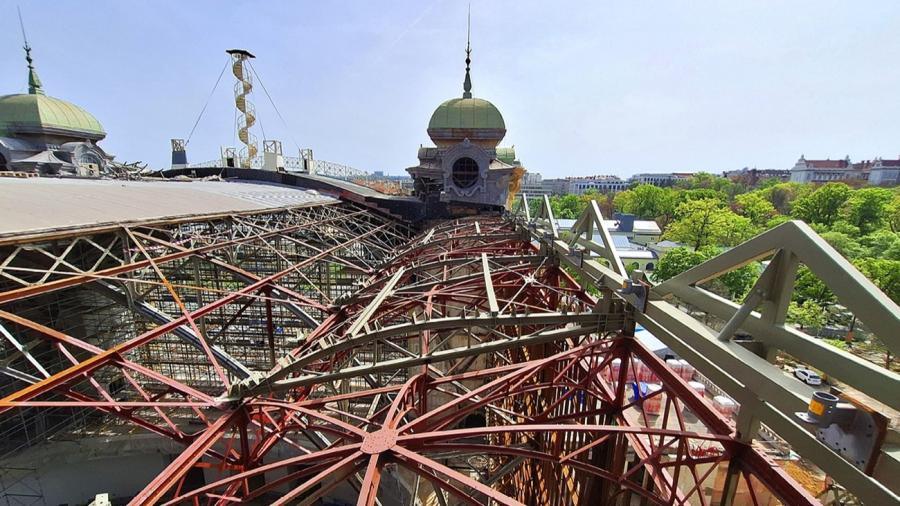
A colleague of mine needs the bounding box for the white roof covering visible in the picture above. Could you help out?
[601,219,661,235]
[554,218,661,235]
[618,250,657,260]
[0,178,335,237]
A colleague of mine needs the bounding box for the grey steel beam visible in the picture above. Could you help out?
[655,220,900,356]
[588,200,626,276]
[637,301,899,505]
[524,210,900,505]
[92,282,252,378]
[663,283,900,411]
[542,195,559,239]
[481,253,499,316]
[346,267,406,338]
[0,323,49,379]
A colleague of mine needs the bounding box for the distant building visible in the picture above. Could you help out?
[0,43,111,176]
[541,178,572,195]
[789,156,857,183]
[868,158,900,186]
[789,155,899,185]
[722,167,790,185]
[610,213,662,245]
[556,214,662,244]
[516,174,572,197]
[629,173,693,187]
[612,235,659,272]
[519,172,549,196]
[567,175,629,194]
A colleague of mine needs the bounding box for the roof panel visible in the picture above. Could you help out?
[0,178,335,238]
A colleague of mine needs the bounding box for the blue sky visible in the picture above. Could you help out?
[2,1,899,178]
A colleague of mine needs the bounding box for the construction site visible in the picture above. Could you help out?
[1,9,899,506]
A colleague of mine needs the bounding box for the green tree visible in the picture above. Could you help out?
[787,300,827,331]
[550,194,583,219]
[757,177,783,190]
[820,231,865,259]
[526,197,542,218]
[665,199,757,250]
[765,214,792,229]
[651,247,707,282]
[792,182,852,226]
[613,184,677,223]
[761,182,813,215]
[653,246,757,299]
[677,172,737,196]
[734,192,776,226]
[582,190,615,218]
[842,187,894,234]
[678,188,729,205]
[854,258,900,305]
[698,246,758,299]
[859,230,900,260]
[828,221,861,237]
[886,194,900,233]
[793,266,835,305]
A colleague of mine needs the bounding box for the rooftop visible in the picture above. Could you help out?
[0,178,334,238]
[802,159,850,169]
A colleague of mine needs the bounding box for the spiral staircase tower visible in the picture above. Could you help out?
[226,49,258,168]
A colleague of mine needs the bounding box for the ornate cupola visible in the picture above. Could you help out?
[406,9,525,217]
[0,9,110,176]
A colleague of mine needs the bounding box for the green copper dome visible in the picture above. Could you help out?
[0,93,105,139]
[428,98,505,131]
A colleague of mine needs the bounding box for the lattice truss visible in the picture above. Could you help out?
[0,203,410,447]
[0,204,827,506]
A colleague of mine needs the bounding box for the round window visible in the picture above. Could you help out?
[451,157,479,189]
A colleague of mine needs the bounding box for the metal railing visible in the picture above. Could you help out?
[188,156,369,180]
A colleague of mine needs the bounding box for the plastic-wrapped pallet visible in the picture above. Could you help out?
[678,359,695,381]
[712,395,737,417]
[609,358,621,381]
[642,384,663,415]
[666,358,682,378]
[688,381,706,397]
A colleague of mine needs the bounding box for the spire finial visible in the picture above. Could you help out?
[462,3,472,99]
[18,6,43,95]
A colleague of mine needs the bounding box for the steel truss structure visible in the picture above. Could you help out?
[0,195,897,505]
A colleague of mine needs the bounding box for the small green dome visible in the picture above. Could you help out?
[0,93,105,139]
[428,98,505,131]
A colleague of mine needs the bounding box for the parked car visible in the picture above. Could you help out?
[794,368,822,386]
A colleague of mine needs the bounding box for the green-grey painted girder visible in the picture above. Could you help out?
[516,195,900,505]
